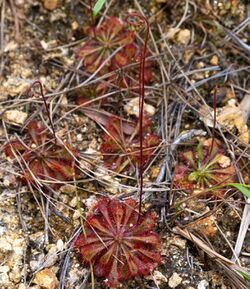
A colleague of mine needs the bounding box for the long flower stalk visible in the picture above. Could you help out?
[125,13,150,214]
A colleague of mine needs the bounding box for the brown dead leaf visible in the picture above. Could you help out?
[199,100,249,144]
[82,108,135,135]
[187,215,218,238]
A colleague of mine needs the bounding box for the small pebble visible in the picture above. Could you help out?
[124,97,156,117]
[176,29,191,45]
[56,239,64,251]
[198,280,209,289]
[0,266,10,273]
[73,210,81,220]
[3,110,28,126]
[210,55,219,65]
[152,270,168,284]
[0,237,12,252]
[76,133,83,142]
[168,272,183,288]
[33,268,58,289]
[69,196,78,208]
[44,244,58,267]
[43,0,58,10]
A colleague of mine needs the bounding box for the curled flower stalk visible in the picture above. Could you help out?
[28,80,57,144]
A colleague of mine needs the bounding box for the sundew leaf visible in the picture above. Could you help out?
[93,0,106,16]
[227,183,250,198]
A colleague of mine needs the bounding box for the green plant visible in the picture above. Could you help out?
[174,138,236,193]
[93,0,106,16]
[226,183,250,198]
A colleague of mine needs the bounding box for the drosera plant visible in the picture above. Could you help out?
[76,13,154,104]
[5,120,78,190]
[109,43,153,94]
[75,197,161,288]
[4,81,78,191]
[174,138,236,194]
[77,17,135,75]
[174,85,236,195]
[100,116,160,173]
[75,13,162,288]
[75,42,153,106]
[75,81,109,106]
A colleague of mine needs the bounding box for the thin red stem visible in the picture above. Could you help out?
[30,80,57,144]
[125,14,149,214]
[209,85,218,158]
[88,0,96,38]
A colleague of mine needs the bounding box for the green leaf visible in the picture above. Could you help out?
[188,171,198,182]
[228,183,250,198]
[175,201,181,212]
[93,0,106,16]
[237,270,250,282]
[197,142,203,166]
